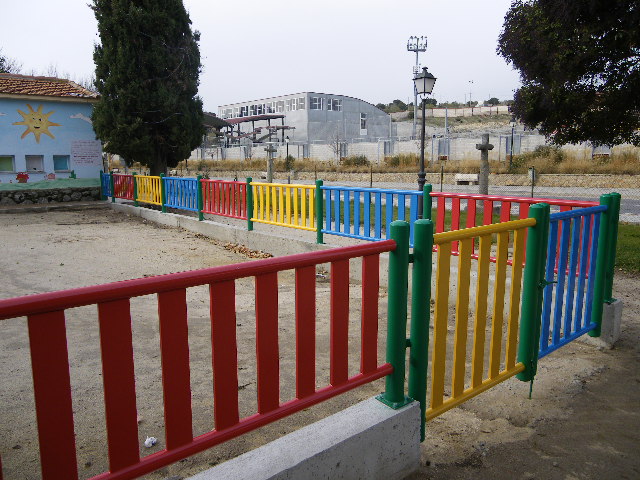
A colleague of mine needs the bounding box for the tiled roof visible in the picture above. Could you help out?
[0,73,99,99]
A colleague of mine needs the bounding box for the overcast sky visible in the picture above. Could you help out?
[1,0,521,112]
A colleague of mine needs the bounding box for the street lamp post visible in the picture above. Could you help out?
[413,66,437,218]
[407,36,427,138]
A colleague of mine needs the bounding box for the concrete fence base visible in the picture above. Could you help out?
[188,398,421,480]
[580,299,624,349]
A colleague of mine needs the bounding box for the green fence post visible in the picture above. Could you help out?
[99,170,106,201]
[110,171,115,203]
[408,219,434,441]
[246,177,254,231]
[132,172,138,207]
[589,194,614,337]
[160,173,166,213]
[197,175,204,221]
[517,202,550,383]
[378,220,412,409]
[422,184,433,220]
[604,192,621,302]
[315,179,324,244]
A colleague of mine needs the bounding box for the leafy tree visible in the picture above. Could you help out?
[391,99,408,111]
[0,49,21,74]
[375,103,387,111]
[498,0,640,146]
[424,98,437,107]
[91,0,205,175]
[486,97,500,106]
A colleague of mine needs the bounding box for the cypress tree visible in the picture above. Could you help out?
[92,0,205,174]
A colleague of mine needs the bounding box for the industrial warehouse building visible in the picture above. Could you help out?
[217,92,392,147]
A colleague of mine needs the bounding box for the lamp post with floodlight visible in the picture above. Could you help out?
[413,66,437,218]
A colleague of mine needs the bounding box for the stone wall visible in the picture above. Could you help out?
[0,187,102,205]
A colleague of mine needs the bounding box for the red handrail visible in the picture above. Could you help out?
[0,240,395,480]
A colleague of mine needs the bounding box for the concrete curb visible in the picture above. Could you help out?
[188,398,421,480]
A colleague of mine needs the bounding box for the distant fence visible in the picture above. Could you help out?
[322,185,423,247]
[163,177,200,213]
[201,179,248,220]
[250,181,318,232]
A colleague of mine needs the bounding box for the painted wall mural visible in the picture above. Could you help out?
[12,104,61,142]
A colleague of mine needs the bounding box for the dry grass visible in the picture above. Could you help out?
[115,145,639,176]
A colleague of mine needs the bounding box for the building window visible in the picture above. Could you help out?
[53,155,70,171]
[298,97,306,110]
[291,98,299,111]
[0,155,15,172]
[277,101,285,113]
[233,107,240,118]
[25,155,44,172]
[310,97,324,110]
[240,106,248,117]
[360,113,367,131]
[327,99,342,112]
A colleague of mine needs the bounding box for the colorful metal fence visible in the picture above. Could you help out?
[537,193,621,357]
[0,241,395,480]
[251,182,316,231]
[201,179,248,220]
[322,185,423,246]
[163,176,199,212]
[404,205,551,427]
[135,175,162,206]
[112,174,135,201]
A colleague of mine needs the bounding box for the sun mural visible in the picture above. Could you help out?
[13,104,61,143]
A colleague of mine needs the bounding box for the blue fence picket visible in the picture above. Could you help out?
[163,177,199,212]
[538,205,606,358]
[321,186,423,246]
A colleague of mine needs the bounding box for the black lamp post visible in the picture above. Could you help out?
[413,66,437,218]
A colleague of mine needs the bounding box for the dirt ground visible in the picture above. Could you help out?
[1,208,639,480]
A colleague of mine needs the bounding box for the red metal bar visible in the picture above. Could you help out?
[255,273,280,413]
[295,266,316,398]
[88,365,392,480]
[466,199,477,256]
[330,259,350,386]
[519,203,530,262]
[483,200,493,226]
[158,289,193,450]
[28,311,78,480]
[451,197,461,252]
[0,241,396,321]
[436,197,445,233]
[500,201,512,223]
[360,255,379,374]
[98,299,140,472]
[210,280,240,431]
